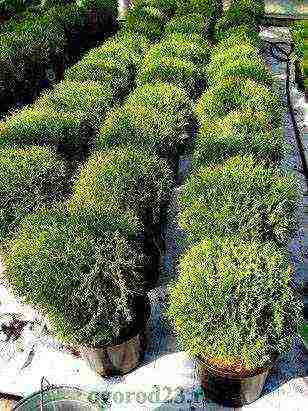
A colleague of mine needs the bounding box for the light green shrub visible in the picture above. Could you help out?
[37,80,112,128]
[121,4,166,41]
[127,81,193,120]
[1,106,87,148]
[207,58,274,87]
[97,103,187,161]
[179,155,300,244]
[164,13,206,36]
[191,109,285,169]
[69,147,173,226]
[3,205,145,347]
[167,236,301,371]
[136,55,203,96]
[0,146,67,240]
[195,78,283,127]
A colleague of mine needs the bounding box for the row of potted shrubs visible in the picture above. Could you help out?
[166,0,302,407]
[0,0,214,376]
[0,0,119,112]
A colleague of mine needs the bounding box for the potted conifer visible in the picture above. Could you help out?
[3,205,151,377]
[167,237,301,406]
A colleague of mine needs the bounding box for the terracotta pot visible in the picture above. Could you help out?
[197,357,275,407]
[78,295,151,377]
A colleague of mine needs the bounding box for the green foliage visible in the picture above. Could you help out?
[127,81,193,119]
[213,24,262,49]
[0,0,27,14]
[191,109,285,169]
[176,0,223,19]
[69,147,173,226]
[121,4,166,41]
[179,155,300,244]
[64,59,132,101]
[1,106,87,148]
[3,206,145,347]
[76,0,118,14]
[195,78,283,127]
[83,33,150,69]
[144,33,211,66]
[136,54,202,96]
[207,56,274,87]
[37,80,112,128]
[208,43,261,70]
[165,13,206,36]
[290,20,304,60]
[0,146,67,241]
[167,236,301,370]
[132,0,177,17]
[97,103,187,160]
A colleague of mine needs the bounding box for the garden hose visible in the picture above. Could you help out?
[266,39,308,189]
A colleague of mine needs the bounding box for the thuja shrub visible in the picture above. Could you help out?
[0,146,67,241]
[167,237,301,372]
[164,13,207,36]
[207,57,274,87]
[69,147,173,226]
[195,78,283,127]
[132,0,177,17]
[1,107,88,151]
[97,103,187,162]
[136,55,203,97]
[176,0,223,19]
[121,4,166,41]
[191,109,285,169]
[208,43,261,71]
[37,80,112,129]
[213,24,262,50]
[83,33,150,69]
[127,82,193,121]
[179,155,300,244]
[214,8,258,42]
[145,34,211,66]
[64,59,132,101]
[3,206,146,347]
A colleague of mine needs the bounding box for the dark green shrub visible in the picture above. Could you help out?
[121,4,166,41]
[164,13,206,36]
[69,147,173,227]
[77,0,118,14]
[127,82,193,120]
[0,146,67,241]
[144,34,211,66]
[214,9,258,42]
[191,109,285,169]
[195,78,283,127]
[64,59,132,101]
[0,0,27,15]
[97,103,187,161]
[3,205,146,347]
[179,155,300,244]
[177,0,223,19]
[167,236,301,371]
[37,81,112,128]
[207,57,274,87]
[136,55,203,96]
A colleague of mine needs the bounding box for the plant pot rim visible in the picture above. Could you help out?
[77,294,151,351]
[197,354,277,379]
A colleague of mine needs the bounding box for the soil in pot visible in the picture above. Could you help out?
[78,294,151,377]
[197,356,276,407]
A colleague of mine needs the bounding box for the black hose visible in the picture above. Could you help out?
[265,39,308,188]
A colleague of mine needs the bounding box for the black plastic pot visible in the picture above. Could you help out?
[78,295,151,377]
[197,357,275,407]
